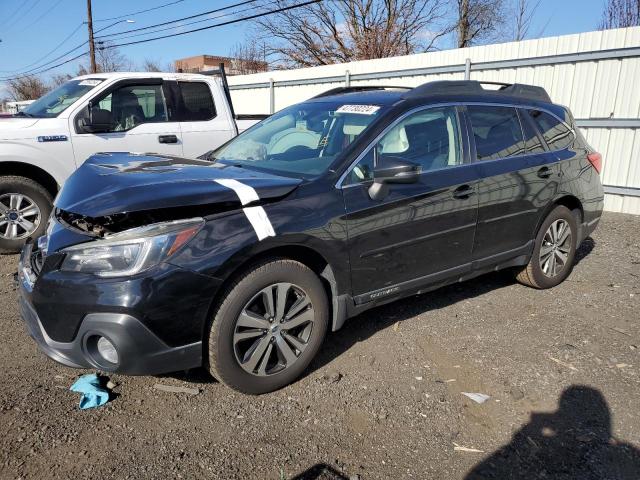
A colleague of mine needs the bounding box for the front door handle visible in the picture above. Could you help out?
[452,185,475,200]
[158,134,178,144]
[537,166,552,178]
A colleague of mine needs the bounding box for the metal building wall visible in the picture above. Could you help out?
[227,27,640,214]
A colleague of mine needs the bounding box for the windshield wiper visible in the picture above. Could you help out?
[13,111,33,118]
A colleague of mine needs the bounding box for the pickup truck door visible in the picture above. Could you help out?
[169,79,236,158]
[69,79,184,165]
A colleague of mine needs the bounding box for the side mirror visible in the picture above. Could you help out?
[373,155,421,184]
[79,104,113,134]
[368,153,421,201]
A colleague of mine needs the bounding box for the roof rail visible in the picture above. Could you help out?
[314,85,411,98]
[404,80,551,103]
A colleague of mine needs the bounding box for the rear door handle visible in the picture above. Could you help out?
[158,134,178,144]
[452,185,475,200]
[537,166,552,178]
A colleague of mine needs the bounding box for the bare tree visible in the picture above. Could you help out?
[6,76,49,101]
[599,0,640,29]
[95,42,133,72]
[252,0,449,68]
[513,0,541,40]
[229,42,268,75]
[454,0,506,48]
[141,58,163,72]
[50,74,73,87]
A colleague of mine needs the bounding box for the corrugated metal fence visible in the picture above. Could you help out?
[227,27,640,214]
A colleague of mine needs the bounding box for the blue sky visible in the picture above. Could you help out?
[0,0,607,89]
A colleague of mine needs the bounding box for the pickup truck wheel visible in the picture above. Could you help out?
[0,176,53,254]
[515,205,577,289]
[208,259,329,394]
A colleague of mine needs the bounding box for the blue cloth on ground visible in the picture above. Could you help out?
[69,374,110,409]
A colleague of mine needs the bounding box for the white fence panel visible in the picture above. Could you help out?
[228,26,640,214]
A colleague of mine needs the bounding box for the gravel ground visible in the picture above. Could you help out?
[0,212,639,480]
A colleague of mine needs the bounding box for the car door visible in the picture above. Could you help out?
[341,105,480,303]
[172,79,235,158]
[466,104,560,267]
[70,79,184,165]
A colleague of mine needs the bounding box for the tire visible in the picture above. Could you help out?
[208,259,329,394]
[516,205,577,289]
[0,176,53,254]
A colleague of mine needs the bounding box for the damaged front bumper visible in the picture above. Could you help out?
[17,241,216,375]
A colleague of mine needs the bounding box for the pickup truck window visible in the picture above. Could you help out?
[87,83,168,132]
[21,79,104,118]
[178,82,216,121]
[214,101,384,178]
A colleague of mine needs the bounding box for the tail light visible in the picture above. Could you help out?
[587,152,602,174]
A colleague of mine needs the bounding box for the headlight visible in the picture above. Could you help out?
[60,218,204,277]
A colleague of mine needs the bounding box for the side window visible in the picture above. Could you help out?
[87,83,167,133]
[344,106,462,185]
[178,82,216,121]
[518,110,545,154]
[528,109,574,151]
[468,106,525,161]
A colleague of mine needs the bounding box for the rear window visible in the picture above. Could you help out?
[178,82,216,121]
[528,110,574,151]
[468,106,525,161]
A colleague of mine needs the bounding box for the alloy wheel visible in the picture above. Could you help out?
[233,282,315,376]
[539,219,572,278]
[0,193,41,240]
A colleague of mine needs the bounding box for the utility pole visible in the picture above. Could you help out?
[86,0,97,73]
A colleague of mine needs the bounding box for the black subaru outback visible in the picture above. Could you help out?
[18,81,603,394]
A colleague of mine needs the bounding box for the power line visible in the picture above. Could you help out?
[21,0,66,30]
[103,0,322,49]
[4,0,43,33]
[0,0,34,28]
[94,0,186,22]
[0,22,83,73]
[96,0,260,39]
[0,52,89,81]
[1,0,321,81]
[95,1,270,43]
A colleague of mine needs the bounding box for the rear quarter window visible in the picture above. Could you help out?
[178,82,216,121]
[527,109,574,151]
[467,105,526,161]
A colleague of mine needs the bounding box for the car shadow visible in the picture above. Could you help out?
[289,463,349,479]
[465,385,640,479]
[167,238,597,386]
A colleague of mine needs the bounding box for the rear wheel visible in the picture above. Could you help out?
[516,205,577,289]
[208,259,329,394]
[0,176,53,254]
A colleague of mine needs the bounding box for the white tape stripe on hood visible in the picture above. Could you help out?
[214,179,275,241]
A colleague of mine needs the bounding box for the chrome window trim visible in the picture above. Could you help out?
[335,100,574,189]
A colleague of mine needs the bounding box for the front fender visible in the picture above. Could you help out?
[0,140,74,186]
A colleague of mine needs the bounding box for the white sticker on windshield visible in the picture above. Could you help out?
[336,104,380,115]
[78,79,102,87]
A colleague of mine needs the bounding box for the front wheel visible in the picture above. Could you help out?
[0,176,53,254]
[516,205,577,289]
[208,259,329,394]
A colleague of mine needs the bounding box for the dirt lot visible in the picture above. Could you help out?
[1,212,639,479]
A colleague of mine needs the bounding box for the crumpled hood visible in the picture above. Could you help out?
[55,152,302,217]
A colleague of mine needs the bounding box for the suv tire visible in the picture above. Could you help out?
[208,259,329,394]
[516,205,577,289]
[0,176,53,254]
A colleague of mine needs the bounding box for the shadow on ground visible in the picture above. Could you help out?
[465,385,640,479]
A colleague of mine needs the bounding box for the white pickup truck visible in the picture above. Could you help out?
[0,69,265,253]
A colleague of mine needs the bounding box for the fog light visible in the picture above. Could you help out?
[96,337,118,364]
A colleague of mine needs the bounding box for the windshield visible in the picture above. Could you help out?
[21,79,104,118]
[214,101,385,178]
